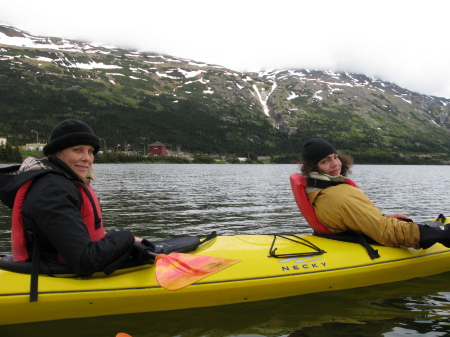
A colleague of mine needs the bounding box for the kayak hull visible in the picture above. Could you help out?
[1,234,450,325]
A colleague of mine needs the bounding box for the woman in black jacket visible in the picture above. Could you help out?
[0,119,142,275]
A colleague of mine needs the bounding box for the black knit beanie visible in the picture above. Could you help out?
[301,138,337,163]
[43,119,101,156]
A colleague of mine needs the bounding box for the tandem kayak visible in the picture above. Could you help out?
[1,233,450,325]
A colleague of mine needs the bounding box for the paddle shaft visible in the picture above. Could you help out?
[143,250,158,261]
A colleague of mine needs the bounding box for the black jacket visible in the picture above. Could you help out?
[0,157,135,275]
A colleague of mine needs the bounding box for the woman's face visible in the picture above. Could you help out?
[317,153,341,176]
[56,145,95,179]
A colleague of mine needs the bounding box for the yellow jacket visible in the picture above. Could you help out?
[307,180,421,249]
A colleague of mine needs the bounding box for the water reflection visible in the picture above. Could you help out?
[3,272,450,337]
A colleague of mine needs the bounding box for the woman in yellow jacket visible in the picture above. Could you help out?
[300,138,450,249]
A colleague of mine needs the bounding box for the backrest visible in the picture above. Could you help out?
[290,174,359,234]
[289,174,333,234]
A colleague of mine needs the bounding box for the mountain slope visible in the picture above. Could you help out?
[1,24,449,162]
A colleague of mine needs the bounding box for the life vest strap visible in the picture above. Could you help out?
[314,231,380,259]
[29,233,40,302]
[74,182,102,229]
[307,178,347,188]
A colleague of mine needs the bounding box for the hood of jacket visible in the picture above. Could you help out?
[0,157,69,209]
[305,171,348,194]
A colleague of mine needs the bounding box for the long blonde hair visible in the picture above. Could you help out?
[52,153,96,185]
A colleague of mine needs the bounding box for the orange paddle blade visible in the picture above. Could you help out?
[116,333,132,337]
[155,252,240,291]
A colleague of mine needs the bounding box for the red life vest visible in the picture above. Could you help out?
[289,174,358,234]
[11,179,105,262]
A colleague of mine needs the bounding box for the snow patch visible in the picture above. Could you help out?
[35,56,53,62]
[253,82,277,116]
[178,69,205,78]
[156,71,179,79]
[287,92,298,100]
[68,61,122,69]
[314,90,323,101]
[129,76,147,81]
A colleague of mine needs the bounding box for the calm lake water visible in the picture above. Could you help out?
[1,163,450,337]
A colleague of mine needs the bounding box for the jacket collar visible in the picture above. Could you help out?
[306,172,347,194]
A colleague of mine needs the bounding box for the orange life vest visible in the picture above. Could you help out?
[289,174,358,234]
[11,180,105,262]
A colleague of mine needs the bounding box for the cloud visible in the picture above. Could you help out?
[1,0,450,98]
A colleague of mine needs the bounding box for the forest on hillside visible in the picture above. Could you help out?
[1,48,450,165]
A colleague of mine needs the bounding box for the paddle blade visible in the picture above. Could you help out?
[116,333,132,337]
[155,252,240,291]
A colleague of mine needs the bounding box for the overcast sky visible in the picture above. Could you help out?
[2,0,450,99]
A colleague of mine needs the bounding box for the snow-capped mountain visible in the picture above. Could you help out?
[1,24,450,160]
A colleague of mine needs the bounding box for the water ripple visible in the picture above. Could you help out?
[1,163,450,249]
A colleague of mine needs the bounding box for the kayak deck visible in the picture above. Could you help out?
[1,234,450,325]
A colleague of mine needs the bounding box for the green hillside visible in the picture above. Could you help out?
[1,25,450,164]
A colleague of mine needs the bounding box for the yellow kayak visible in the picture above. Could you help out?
[1,234,450,325]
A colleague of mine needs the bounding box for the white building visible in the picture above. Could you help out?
[26,143,45,151]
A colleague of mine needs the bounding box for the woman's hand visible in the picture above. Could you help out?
[134,236,143,243]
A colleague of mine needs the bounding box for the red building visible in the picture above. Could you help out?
[149,142,167,156]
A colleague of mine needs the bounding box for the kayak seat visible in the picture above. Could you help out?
[0,255,74,275]
[289,174,333,234]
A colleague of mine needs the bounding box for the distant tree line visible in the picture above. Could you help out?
[0,143,22,163]
[94,152,189,164]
